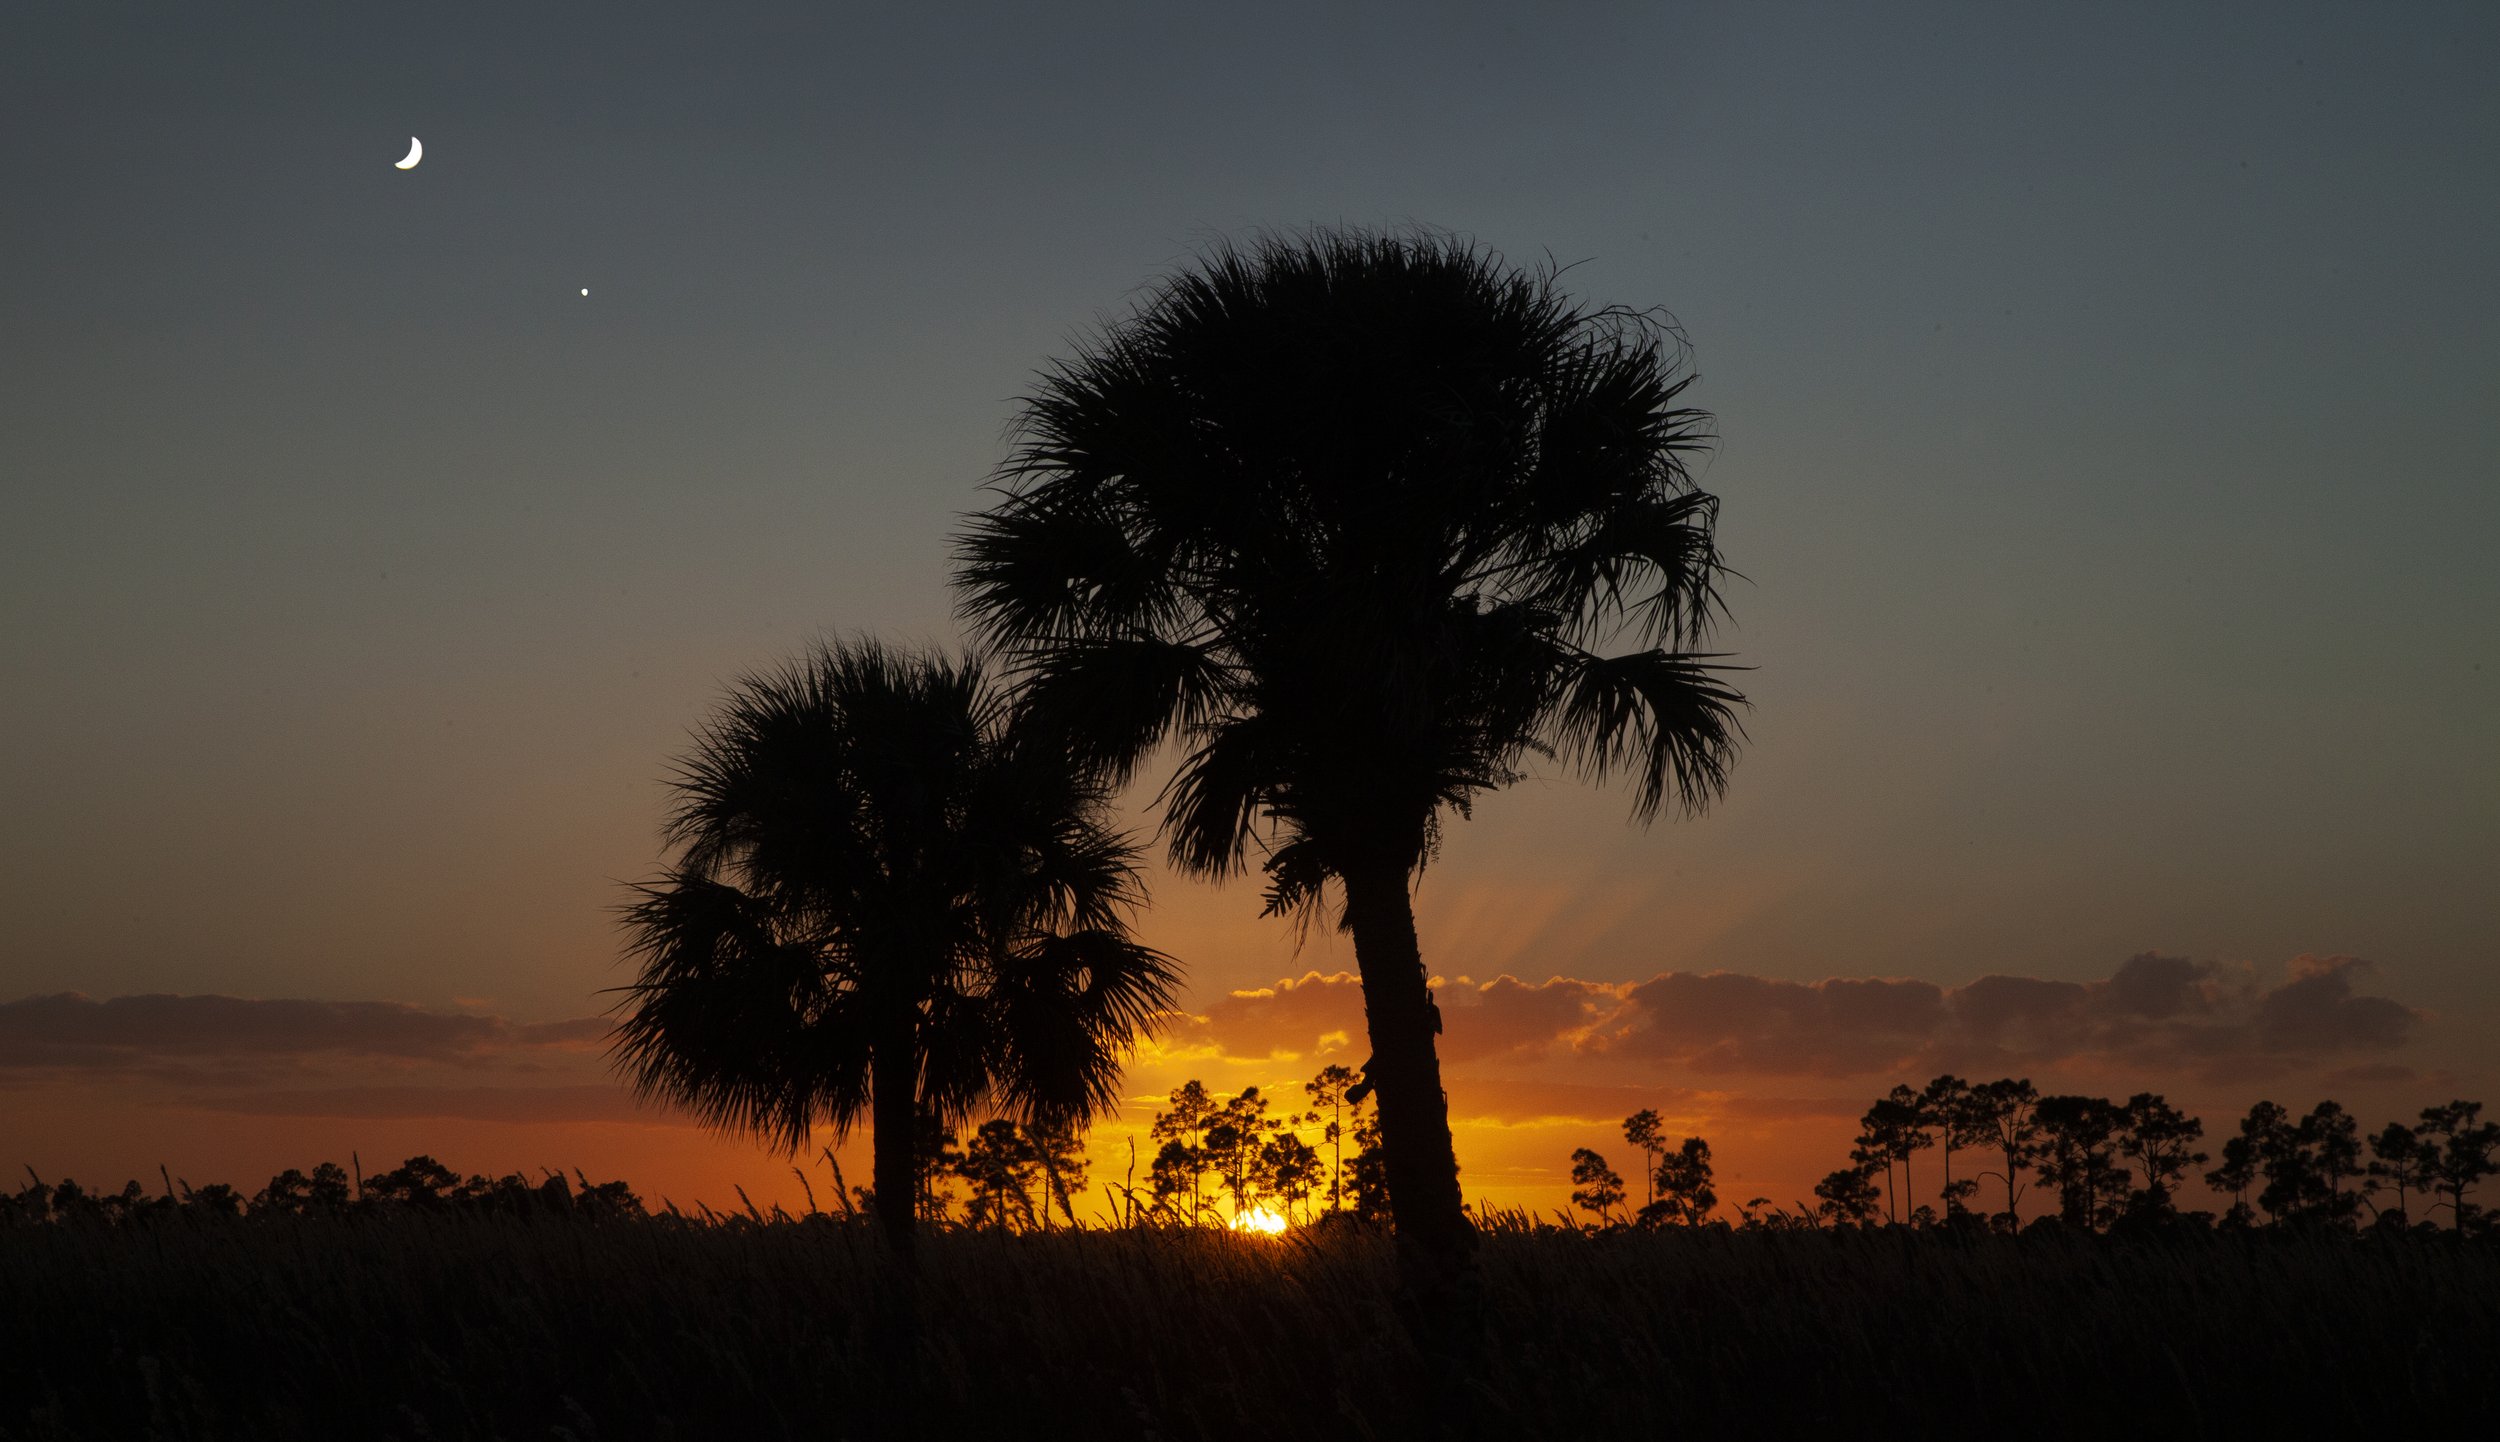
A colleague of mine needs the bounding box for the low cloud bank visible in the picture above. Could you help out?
[1172,952,2422,1083]
[0,993,610,1086]
[189,1084,649,1124]
[0,989,617,1099]
[5,952,2422,1123]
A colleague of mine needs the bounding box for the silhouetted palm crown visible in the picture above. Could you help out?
[612,641,1175,1236]
[958,232,1740,1337]
[959,232,1743,907]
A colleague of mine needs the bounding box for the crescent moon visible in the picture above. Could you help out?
[394,137,422,170]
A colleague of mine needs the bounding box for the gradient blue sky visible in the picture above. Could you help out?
[4,1,2493,1206]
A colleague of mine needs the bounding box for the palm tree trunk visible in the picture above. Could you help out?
[864,1016,924,1432]
[1337,853,1480,1349]
[871,1029,918,1257]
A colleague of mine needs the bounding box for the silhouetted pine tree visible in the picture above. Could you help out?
[2418,1100,2500,1232]
[2367,1121,2434,1227]
[2115,1093,2206,1220]
[1968,1078,2041,1227]
[2031,1096,2126,1230]
[1568,1148,1626,1228]
[1305,1064,1360,1214]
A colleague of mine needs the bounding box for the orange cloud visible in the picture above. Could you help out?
[1436,975,1624,1061]
[1177,971,1366,1061]
[1170,970,1626,1065]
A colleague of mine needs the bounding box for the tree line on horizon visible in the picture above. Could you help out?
[0,1155,646,1229]
[17,1077,2491,1242]
[722,1071,2500,1240]
[1560,1079,2499,1236]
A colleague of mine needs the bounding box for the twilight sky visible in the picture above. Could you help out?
[5,1,2494,1217]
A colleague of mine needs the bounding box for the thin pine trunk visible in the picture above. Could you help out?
[1332,1097,1345,1212]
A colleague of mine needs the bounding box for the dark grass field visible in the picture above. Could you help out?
[6,1214,2495,1440]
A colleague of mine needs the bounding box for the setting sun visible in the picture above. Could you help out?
[1229,1206,1288,1236]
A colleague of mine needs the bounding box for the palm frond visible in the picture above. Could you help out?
[610,874,869,1153]
[1515,489,1729,649]
[954,496,1193,645]
[1007,634,1233,785]
[1158,715,1281,880]
[1543,648,1749,823]
[984,930,1180,1127]
[1256,835,1332,928]
[916,987,999,1128]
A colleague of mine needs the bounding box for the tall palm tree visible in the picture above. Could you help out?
[611,638,1178,1254]
[955,229,1745,1312]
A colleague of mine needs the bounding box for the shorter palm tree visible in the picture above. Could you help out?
[611,638,1177,1253]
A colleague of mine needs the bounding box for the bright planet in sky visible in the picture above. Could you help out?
[394,137,421,170]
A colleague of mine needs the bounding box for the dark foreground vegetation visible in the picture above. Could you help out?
[6,1198,2496,1442]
